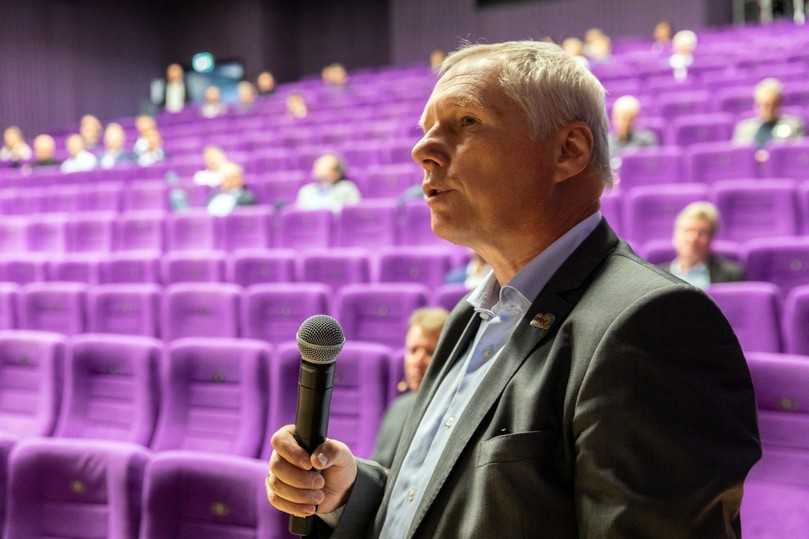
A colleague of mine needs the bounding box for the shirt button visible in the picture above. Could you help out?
[444,416,455,428]
[483,347,494,360]
[407,488,416,502]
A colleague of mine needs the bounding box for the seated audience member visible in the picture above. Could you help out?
[660,202,744,289]
[79,114,103,154]
[200,86,227,119]
[61,134,97,173]
[137,128,165,167]
[99,123,134,169]
[371,307,449,468]
[256,71,276,96]
[133,115,157,156]
[296,152,361,212]
[286,93,309,119]
[322,63,349,87]
[429,49,446,72]
[562,37,590,68]
[445,251,492,290]
[587,35,612,63]
[583,28,605,53]
[159,63,188,113]
[653,20,673,52]
[733,78,805,149]
[193,146,229,187]
[1,126,32,167]
[207,162,256,216]
[235,81,257,113]
[608,96,658,158]
[31,134,60,168]
[670,30,697,81]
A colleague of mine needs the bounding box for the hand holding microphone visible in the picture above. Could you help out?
[266,315,358,535]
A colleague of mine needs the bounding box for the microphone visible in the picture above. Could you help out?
[289,314,346,537]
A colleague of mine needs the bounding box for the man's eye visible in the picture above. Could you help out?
[460,116,479,127]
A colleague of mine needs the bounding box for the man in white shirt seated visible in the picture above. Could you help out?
[99,123,134,169]
[295,152,361,212]
[79,114,103,155]
[60,134,97,173]
[669,30,697,81]
[133,115,156,157]
[200,86,227,119]
[193,146,229,187]
[137,129,165,167]
[1,126,32,167]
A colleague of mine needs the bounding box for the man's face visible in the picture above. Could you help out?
[80,123,100,145]
[66,135,84,157]
[413,56,555,248]
[403,325,440,392]
[757,90,781,122]
[3,129,20,148]
[167,64,183,82]
[239,84,255,105]
[313,155,340,184]
[34,137,54,160]
[674,216,713,264]
[205,87,220,103]
[104,127,124,151]
[655,23,672,43]
[612,106,637,136]
[136,116,155,134]
[257,72,275,92]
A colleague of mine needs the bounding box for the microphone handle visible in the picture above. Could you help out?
[290,361,335,537]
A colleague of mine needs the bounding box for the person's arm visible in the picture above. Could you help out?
[573,285,761,538]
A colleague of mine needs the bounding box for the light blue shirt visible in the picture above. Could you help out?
[379,212,602,538]
[669,260,710,290]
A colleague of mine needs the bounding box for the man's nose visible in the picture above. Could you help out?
[411,129,448,171]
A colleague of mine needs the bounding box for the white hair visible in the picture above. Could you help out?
[439,41,613,184]
[755,77,784,101]
[672,30,698,50]
[612,95,641,115]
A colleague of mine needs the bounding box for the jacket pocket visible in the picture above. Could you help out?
[475,429,558,467]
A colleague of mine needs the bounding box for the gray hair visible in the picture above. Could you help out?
[439,41,613,184]
[755,77,784,101]
[675,201,720,236]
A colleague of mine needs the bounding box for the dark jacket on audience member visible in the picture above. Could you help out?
[659,254,745,285]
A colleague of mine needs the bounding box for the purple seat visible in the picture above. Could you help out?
[66,214,114,253]
[162,251,226,284]
[77,184,121,213]
[43,186,80,214]
[378,247,453,289]
[256,177,302,207]
[0,433,14,533]
[762,140,809,181]
[706,282,781,353]
[640,239,741,265]
[434,283,469,312]
[45,255,101,284]
[669,114,734,146]
[741,353,809,539]
[87,284,162,337]
[228,248,296,287]
[299,248,370,292]
[716,87,754,115]
[337,201,398,248]
[114,211,165,252]
[56,334,160,444]
[19,283,87,335]
[241,283,330,344]
[363,164,421,198]
[167,210,220,251]
[162,283,241,341]
[712,179,800,242]
[623,184,708,248]
[99,251,162,284]
[276,208,333,248]
[397,201,446,246]
[0,256,45,285]
[337,283,429,348]
[0,330,65,436]
[0,219,28,253]
[4,438,148,539]
[0,283,19,329]
[221,206,273,251]
[802,182,809,234]
[615,147,685,191]
[687,142,758,182]
[783,285,809,355]
[600,190,622,235]
[267,342,389,459]
[150,338,269,457]
[745,237,809,297]
[123,182,168,212]
[25,217,67,253]
[657,91,710,120]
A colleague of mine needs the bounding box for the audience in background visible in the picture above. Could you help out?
[31,134,59,168]
[61,134,98,173]
[429,49,446,72]
[286,93,309,119]
[79,114,103,154]
[653,20,673,52]
[445,251,492,290]
[256,71,276,96]
[137,128,165,166]
[160,63,188,113]
[296,152,361,212]
[201,86,227,119]
[1,126,32,167]
[562,37,590,68]
[322,63,349,87]
[235,81,257,113]
[99,123,134,169]
[608,96,658,159]
[372,307,449,468]
[670,30,698,81]
[133,115,157,156]
[584,28,611,62]
[733,78,805,149]
[193,146,229,187]
[207,162,256,216]
[660,202,744,289]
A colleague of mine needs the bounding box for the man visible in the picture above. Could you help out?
[235,81,257,113]
[661,202,744,289]
[561,37,589,68]
[79,114,103,154]
[158,63,188,113]
[206,162,256,216]
[0,126,32,167]
[733,78,805,149]
[257,71,276,96]
[137,128,165,167]
[200,86,227,119]
[99,123,134,169]
[31,134,59,168]
[372,308,449,468]
[608,95,658,158]
[193,146,229,187]
[61,134,97,173]
[670,30,697,81]
[296,153,361,212]
[267,41,760,538]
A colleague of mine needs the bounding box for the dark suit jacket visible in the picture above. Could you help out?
[371,392,417,469]
[321,220,761,539]
[658,255,745,285]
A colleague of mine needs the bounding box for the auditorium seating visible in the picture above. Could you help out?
[337,283,429,348]
[783,284,809,355]
[707,282,782,353]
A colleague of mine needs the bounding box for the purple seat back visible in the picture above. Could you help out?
[46,255,101,284]
[241,283,329,344]
[337,284,429,348]
[221,206,274,251]
[687,142,758,182]
[669,114,734,146]
[78,185,121,213]
[712,179,800,242]
[26,217,67,253]
[228,248,296,287]
[378,248,453,289]
[66,214,114,253]
[397,201,445,246]
[744,237,809,295]
[167,210,220,251]
[0,219,28,253]
[99,252,162,284]
[299,249,370,293]
[0,256,45,285]
[0,283,19,329]
[707,282,782,353]
[162,283,241,341]
[151,338,269,457]
[623,183,708,247]
[88,284,162,338]
[783,285,809,355]
[337,201,397,248]
[163,251,226,284]
[114,211,165,252]
[763,140,809,181]
[123,182,169,212]
[615,147,685,191]
[434,284,469,312]
[276,208,333,249]
[19,283,87,335]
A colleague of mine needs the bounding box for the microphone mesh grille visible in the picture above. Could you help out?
[296,315,345,364]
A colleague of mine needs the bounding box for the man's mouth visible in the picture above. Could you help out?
[425,187,450,199]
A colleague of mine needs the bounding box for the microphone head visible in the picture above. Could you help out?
[296,315,345,364]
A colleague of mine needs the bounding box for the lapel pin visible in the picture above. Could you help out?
[530,312,556,331]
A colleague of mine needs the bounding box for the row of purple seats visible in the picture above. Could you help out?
[0,333,395,460]
[0,281,468,347]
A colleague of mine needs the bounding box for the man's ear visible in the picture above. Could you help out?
[552,122,594,184]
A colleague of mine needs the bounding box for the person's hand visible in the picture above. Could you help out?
[266,424,358,517]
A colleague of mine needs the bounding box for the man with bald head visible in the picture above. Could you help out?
[31,135,59,168]
[61,134,97,173]
[267,41,760,538]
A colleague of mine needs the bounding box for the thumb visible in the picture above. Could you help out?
[310,438,350,470]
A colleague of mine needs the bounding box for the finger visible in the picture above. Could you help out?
[311,438,352,471]
[271,425,312,470]
[270,452,326,490]
[267,473,325,505]
[266,478,317,518]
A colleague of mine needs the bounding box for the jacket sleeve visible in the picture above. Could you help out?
[314,458,388,538]
[572,285,761,538]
